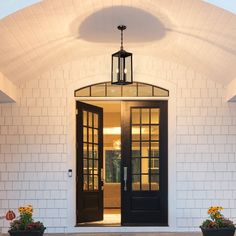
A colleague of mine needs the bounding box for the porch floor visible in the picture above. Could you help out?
[1,232,203,236]
[43,233,201,236]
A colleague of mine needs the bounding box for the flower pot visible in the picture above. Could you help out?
[200,226,235,236]
[8,227,46,236]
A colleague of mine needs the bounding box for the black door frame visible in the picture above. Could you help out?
[76,100,168,226]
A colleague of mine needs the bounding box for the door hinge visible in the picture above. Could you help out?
[76,109,78,115]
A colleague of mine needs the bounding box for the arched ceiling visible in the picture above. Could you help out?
[0,0,236,86]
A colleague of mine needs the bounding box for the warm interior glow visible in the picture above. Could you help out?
[103,126,150,134]
[104,127,121,135]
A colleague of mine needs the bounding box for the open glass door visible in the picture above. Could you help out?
[121,101,168,226]
[76,101,103,223]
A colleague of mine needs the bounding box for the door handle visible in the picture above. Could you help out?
[101,168,104,181]
[124,167,127,191]
[101,168,104,190]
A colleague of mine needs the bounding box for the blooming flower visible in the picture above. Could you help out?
[201,206,234,229]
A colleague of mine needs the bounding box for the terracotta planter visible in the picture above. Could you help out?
[200,226,235,236]
[8,228,46,236]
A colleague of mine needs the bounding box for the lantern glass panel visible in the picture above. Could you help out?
[119,57,125,83]
[124,55,132,83]
[112,55,119,84]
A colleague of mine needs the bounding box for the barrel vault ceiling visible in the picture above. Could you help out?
[0,0,235,86]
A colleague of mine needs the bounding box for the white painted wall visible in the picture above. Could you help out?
[0,55,236,233]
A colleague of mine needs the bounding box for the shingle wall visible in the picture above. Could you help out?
[0,55,236,232]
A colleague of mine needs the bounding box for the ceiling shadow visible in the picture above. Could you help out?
[74,6,166,43]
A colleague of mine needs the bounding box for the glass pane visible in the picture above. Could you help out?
[141,109,150,124]
[132,158,140,174]
[132,108,140,124]
[75,87,90,97]
[89,175,93,190]
[151,109,159,124]
[92,146,96,159]
[88,144,93,158]
[132,142,141,158]
[94,159,98,174]
[94,129,98,143]
[153,87,169,97]
[151,125,159,141]
[83,144,88,158]
[83,159,88,174]
[151,142,159,156]
[141,142,149,157]
[132,175,140,190]
[123,84,137,97]
[83,111,87,126]
[141,125,149,141]
[107,85,122,97]
[94,114,98,128]
[83,127,87,142]
[91,84,106,97]
[132,125,140,141]
[88,112,93,127]
[88,128,93,142]
[75,83,169,98]
[83,175,88,191]
[141,158,149,174]
[141,175,149,190]
[94,145,98,157]
[150,158,159,174]
[88,159,93,175]
[151,175,159,190]
[138,84,153,96]
[94,175,98,190]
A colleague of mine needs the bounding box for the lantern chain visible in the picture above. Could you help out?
[118,25,126,50]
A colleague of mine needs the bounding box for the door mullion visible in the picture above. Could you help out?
[148,108,151,191]
[139,109,142,191]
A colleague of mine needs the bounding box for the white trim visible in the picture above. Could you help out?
[0,72,18,103]
[66,74,177,232]
[225,77,236,102]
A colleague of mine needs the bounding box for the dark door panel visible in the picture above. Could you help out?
[76,101,103,223]
[121,101,168,226]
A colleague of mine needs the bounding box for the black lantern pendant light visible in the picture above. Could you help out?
[111,25,133,85]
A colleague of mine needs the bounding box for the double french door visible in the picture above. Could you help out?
[76,100,168,226]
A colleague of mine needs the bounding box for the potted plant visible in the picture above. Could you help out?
[6,205,46,236]
[200,206,235,236]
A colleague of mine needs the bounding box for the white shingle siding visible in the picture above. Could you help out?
[0,55,236,232]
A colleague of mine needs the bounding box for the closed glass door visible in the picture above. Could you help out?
[121,101,168,226]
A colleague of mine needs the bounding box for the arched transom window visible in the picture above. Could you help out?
[74,82,169,97]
